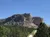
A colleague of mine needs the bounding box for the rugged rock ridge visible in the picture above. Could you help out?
[32,17,43,26]
[0,13,43,28]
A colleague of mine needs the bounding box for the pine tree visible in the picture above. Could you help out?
[34,23,49,37]
[48,27,50,37]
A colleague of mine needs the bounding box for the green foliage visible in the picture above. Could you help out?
[34,23,49,37]
[0,25,35,37]
[48,27,50,37]
[0,26,11,37]
[0,23,49,37]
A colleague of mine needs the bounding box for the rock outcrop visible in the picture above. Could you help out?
[32,17,43,26]
[0,13,43,29]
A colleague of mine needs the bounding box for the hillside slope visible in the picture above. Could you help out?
[0,13,43,37]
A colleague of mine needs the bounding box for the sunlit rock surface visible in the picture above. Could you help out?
[0,13,43,29]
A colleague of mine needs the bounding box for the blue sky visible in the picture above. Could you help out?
[0,0,50,25]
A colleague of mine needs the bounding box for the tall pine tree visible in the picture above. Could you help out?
[34,23,49,37]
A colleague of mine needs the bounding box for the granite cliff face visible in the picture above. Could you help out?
[0,13,43,28]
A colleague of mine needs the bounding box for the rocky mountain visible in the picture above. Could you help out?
[0,13,43,29]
